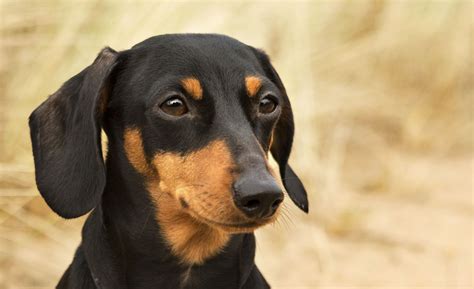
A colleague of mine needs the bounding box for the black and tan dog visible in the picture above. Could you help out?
[29,34,308,289]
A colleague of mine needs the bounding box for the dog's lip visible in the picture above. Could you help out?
[188,210,266,229]
[202,217,261,228]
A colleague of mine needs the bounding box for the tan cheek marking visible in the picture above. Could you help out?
[253,135,286,209]
[123,128,153,176]
[267,153,284,187]
[181,77,203,100]
[253,134,285,192]
[150,140,237,265]
[123,130,243,264]
[245,76,262,97]
[153,140,234,198]
[268,132,274,150]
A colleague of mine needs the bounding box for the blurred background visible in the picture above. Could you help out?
[0,0,472,288]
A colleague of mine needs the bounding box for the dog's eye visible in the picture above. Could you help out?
[160,96,188,116]
[259,96,278,114]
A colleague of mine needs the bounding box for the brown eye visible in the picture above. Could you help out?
[160,96,188,116]
[259,96,278,114]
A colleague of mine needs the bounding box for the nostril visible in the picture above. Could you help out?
[271,198,283,210]
[243,199,261,211]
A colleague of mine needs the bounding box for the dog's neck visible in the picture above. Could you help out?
[82,146,258,288]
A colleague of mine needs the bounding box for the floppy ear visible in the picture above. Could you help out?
[29,47,119,218]
[251,48,309,213]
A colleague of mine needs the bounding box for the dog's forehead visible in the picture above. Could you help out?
[128,34,262,80]
[132,34,255,59]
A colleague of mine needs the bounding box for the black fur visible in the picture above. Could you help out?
[29,34,308,289]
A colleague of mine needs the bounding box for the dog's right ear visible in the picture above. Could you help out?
[29,47,119,218]
[250,47,309,213]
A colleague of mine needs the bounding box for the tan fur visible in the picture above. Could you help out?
[267,153,285,192]
[245,76,262,97]
[149,140,240,264]
[123,128,153,176]
[151,140,239,223]
[124,128,241,264]
[181,77,203,100]
[268,132,274,150]
[146,186,230,265]
[123,127,280,264]
[257,134,286,193]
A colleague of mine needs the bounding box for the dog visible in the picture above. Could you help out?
[29,34,308,289]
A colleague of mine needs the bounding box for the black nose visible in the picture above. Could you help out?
[233,178,284,219]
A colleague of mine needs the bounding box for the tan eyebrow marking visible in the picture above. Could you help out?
[181,77,203,100]
[245,76,262,97]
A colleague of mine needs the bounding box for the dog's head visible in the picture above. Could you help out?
[29,34,308,235]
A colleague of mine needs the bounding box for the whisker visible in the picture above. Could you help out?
[278,203,294,229]
[279,211,291,230]
[138,208,153,236]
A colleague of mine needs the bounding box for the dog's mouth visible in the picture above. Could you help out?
[200,215,262,228]
[172,186,281,233]
[186,208,275,233]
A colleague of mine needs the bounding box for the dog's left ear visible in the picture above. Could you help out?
[251,48,309,213]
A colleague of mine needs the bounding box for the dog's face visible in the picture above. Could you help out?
[29,34,308,262]
[113,36,301,233]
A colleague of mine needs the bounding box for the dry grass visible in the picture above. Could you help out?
[0,1,472,288]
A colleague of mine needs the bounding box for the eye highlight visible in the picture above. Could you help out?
[160,96,188,116]
[259,95,278,114]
